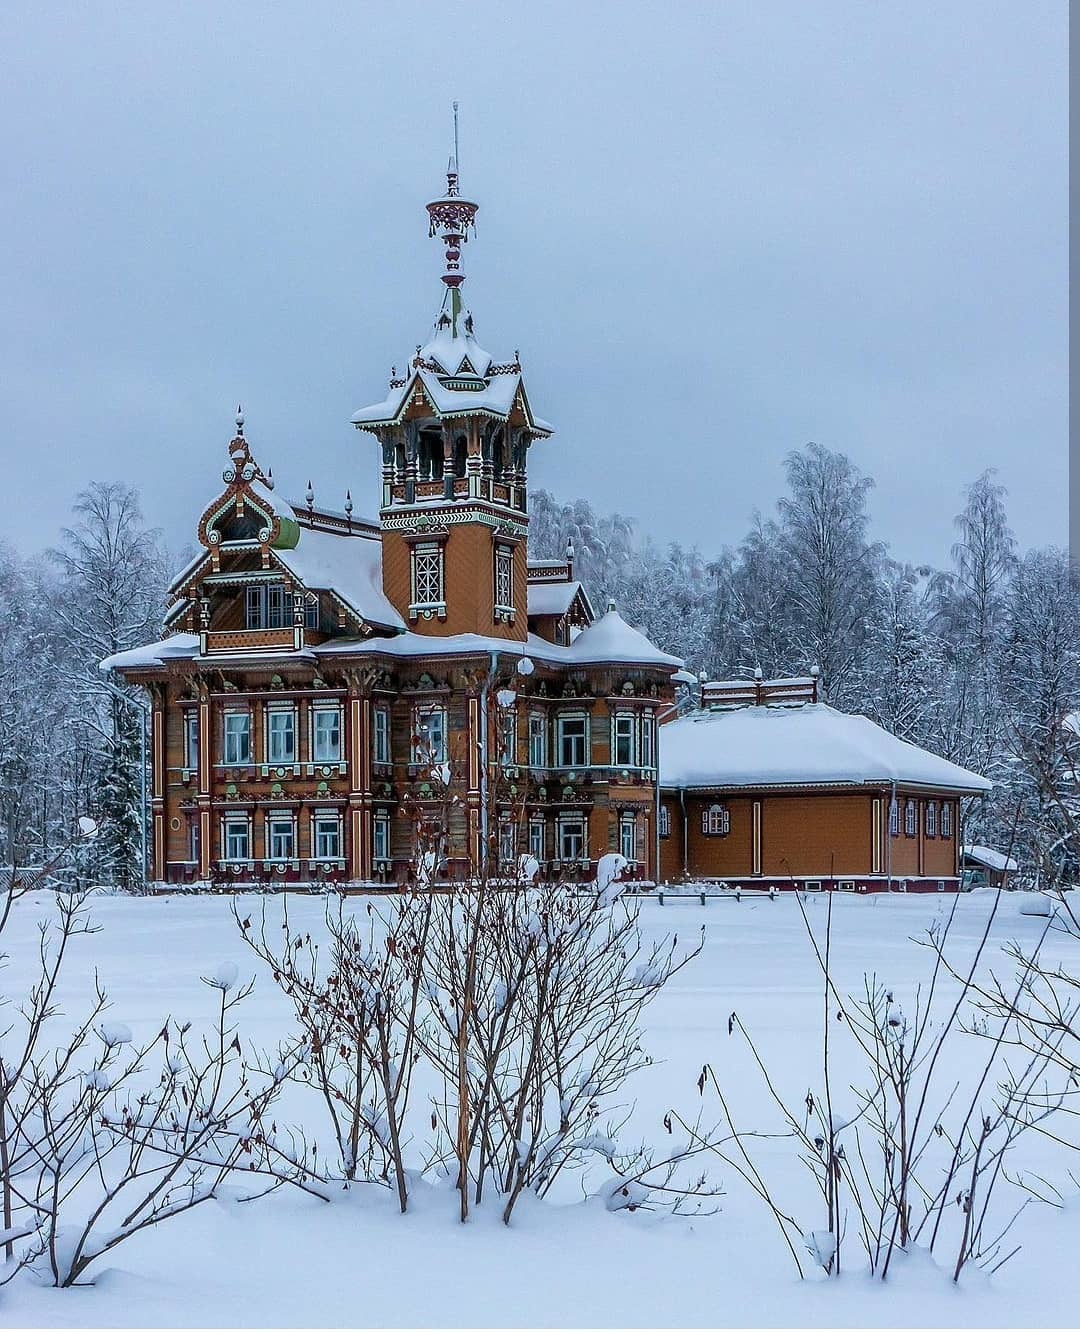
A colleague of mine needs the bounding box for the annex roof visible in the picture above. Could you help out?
[659,702,991,795]
[526,579,592,620]
[962,844,1019,872]
[271,528,404,631]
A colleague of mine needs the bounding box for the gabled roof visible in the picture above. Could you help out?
[526,579,593,621]
[272,528,404,631]
[659,702,991,794]
[350,365,552,435]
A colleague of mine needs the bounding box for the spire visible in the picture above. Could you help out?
[426,103,478,304]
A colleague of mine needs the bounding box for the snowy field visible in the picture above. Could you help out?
[2,888,1079,1329]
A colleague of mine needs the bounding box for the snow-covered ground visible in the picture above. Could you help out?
[2,888,1079,1328]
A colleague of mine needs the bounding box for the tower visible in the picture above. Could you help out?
[351,120,552,640]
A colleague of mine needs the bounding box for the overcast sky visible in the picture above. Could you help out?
[1,2,1066,569]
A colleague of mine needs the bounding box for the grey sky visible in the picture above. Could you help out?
[1,1,1066,569]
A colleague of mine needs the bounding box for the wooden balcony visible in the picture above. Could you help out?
[204,628,297,654]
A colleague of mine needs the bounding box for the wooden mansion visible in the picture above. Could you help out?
[105,149,990,892]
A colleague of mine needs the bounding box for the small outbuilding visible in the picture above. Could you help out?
[961,845,1018,889]
[658,675,991,892]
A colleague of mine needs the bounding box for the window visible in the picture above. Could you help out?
[223,816,250,862]
[499,710,516,766]
[905,799,917,837]
[312,706,341,762]
[412,705,447,763]
[838,879,856,893]
[702,804,730,837]
[187,819,199,864]
[612,714,635,767]
[373,705,391,765]
[889,797,899,837]
[494,544,514,612]
[926,801,937,838]
[373,811,391,862]
[499,820,517,865]
[266,709,296,764]
[529,818,546,860]
[558,816,587,862]
[313,814,341,860]
[411,542,445,611]
[620,813,637,862]
[223,712,251,766]
[244,583,290,630]
[557,714,589,768]
[641,714,655,770]
[658,804,671,838]
[804,880,823,893]
[183,712,199,771]
[528,714,547,768]
[267,815,295,860]
[941,802,953,838]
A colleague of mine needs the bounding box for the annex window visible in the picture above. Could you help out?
[312,706,341,762]
[372,705,391,765]
[658,804,671,838]
[183,711,199,771]
[529,818,546,861]
[905,799,917,838]
[187,818,199,864]
[223,712,251,766]
[266,814,296,861]
[494,544,514,614]
[619,813,637,862]
[412,704,447,764]
[266,708,296,764]
[702,804,730,837]
[557,713,589,768]
[410,542,445,614]
[941,801,953,838]
[889,797,899,837]
[926,801,937,838]
[558,815,587,863]
[612,714,635,767]
[528,713,547,768]
[223,815,251,862]
[312,812,342,860]
[373,811,391,863]
[499,710,516,766]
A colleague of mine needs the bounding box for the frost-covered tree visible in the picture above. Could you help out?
[774,443,885,706]
[860,562,944,745]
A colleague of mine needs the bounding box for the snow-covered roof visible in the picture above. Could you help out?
[271,529,403,631]
[101,634,201,672]
[351,366,552,434]
[563,609,680,667]
[962,845,1019,872]
[526,579,590,619]
[659,703,991,794]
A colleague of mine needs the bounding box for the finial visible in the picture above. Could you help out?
[235,404,244,435]
[305,480,314,513]
[565,537,575,559]
[344,489,353,517]
[265,465,274,491]
[754,665,763,680]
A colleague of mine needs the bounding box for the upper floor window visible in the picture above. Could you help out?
[528,713,547,768]
[889,797,899,837]
[411,542,445,613]
[494,544,514,613]
[223,712,251,766]
[941,801,953,838]
[412,704,447,764]
[557,713,589,768]
[658,804,671,838]
[499,710,516,766]
[266,708,296,764]
[245,583,290,630]
[926,801,937,838]
[183,711,199,771]
[641,714,655,770]
[612,714,635,767]
[312,706,341,762]
[905,799,917,838]
[373,705,391,765]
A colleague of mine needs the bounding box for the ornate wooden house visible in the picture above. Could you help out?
[104,152,679,889]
